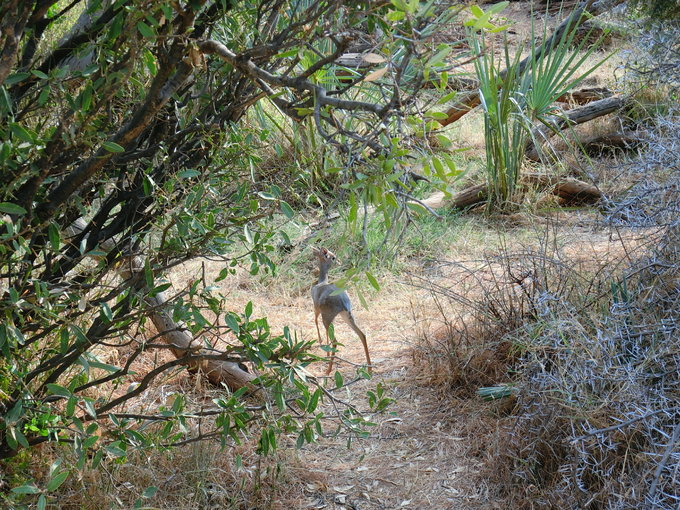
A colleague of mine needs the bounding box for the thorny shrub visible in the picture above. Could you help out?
[415,109,679,508]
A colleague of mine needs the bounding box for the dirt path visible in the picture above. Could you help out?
[166,220,647,510]
[169,257,486,509]
[283,286,481,510]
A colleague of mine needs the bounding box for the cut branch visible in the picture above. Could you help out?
[526,95,628,161]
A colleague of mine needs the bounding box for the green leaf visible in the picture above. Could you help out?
[225,313,240,336]
[348,193,357,225]
[32,70,49,80]
[137,21,155,38]
[82,435,99,449]
[437,91,457,104]
[14,428,29,448]
[143,48,157,76]
[0,202,27,215]
[436,134,452,149]
[243,224,253,244]
[100,303,113,322]
[48,223,60,249]
[280,200,294,219]
[427,111,449,120]
[5,428,18,450]
[275,49,298,59]
[144,259,154,288]
[45,383,71,397]
[365,271,380,291]
[5,72,31,85]
[387,10,405,21]
[274,387,285,410]
[38,494,47,510]
[105,442,126,458]
[307,388,321,413]
[10,123,34,143]
[102,141,125,153]
[46,470,69,492]
[142,486,158,498]
[83,399,97,418]
[149,282,171,297]
[11,483,41,494]
[334,370,344,389]
[80,85,92,111]
[65,397,77,417]
[432,157,446,180]
[177,169,200,179]
[486,1,509,15]
[91,448,104,468]
[88,359,121,373]
[427,45,451,67]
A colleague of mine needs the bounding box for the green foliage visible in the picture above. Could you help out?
[466,3,609,211]
[0,0,461,501]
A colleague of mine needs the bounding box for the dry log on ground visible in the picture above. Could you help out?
[419,185,488,211]
[580,131,641,155]
[438,0,623,127]
[415,174,601,211]
[525,95,628,161]
[523,172,602,203]
[69,219,258,392]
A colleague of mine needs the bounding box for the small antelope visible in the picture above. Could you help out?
[311,247,371,374]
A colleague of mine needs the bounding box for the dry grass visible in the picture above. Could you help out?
[412,106,680,509]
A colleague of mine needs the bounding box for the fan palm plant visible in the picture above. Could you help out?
[467,3,610,210]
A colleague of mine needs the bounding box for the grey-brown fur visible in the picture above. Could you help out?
[311,247,372,374]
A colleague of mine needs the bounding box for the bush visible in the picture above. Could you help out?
[415,108,680,507]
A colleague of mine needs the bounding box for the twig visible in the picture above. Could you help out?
[571,407,679,442]
[648,422,680,501]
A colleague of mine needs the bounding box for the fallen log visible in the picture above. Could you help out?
[555,87,612,105]
[68,219,258,393]
[523,172,602,204]
[580,131,641,155]
[419,185,488,211]
[415,174,601,211]
[525,95,628,161]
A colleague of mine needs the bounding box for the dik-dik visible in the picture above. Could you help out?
[311,247,371,374]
